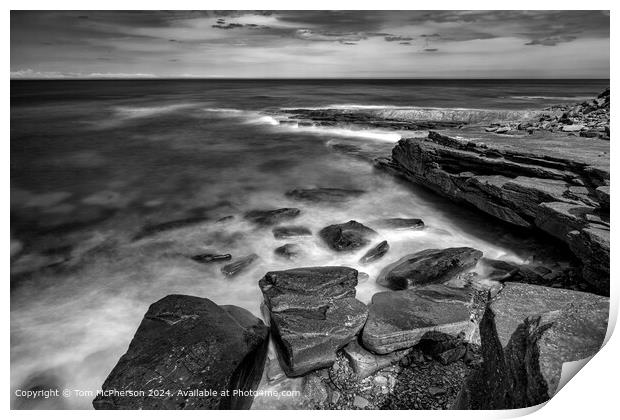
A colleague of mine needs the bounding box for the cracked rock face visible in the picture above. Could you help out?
[386,130,609,294]
[93,295,269,410]
[362,284,476,354]
[259,267,368,376]
[376,247,482,290]
[456,283,608,409]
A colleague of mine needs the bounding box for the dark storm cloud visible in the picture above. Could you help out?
[10,10,610,78]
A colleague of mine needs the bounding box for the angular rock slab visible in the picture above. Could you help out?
[362,284,475,354]
[93,295,269,410]
[376,247,482,290]
[259,267,368,376]
[456,282,608,409]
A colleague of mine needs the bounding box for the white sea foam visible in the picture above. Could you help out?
[114,103,194,119]
[203,107,403,142]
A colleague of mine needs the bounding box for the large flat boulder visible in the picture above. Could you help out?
[376,247,482,290]
[93,295,269,410]
[319,221,378,252]
[385,129,609,293]
[259,267,368,376]
[361,284,475,354]
[456,283,608,409]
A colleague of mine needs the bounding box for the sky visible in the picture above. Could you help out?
[10,10,610,79]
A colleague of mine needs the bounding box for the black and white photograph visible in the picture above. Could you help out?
[8,4,613,413]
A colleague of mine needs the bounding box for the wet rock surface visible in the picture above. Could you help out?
[376,247,482,290]
[93,295,269,410]
[244,208,301,226]
[274,243,303,259]
[190,253,231,264]
[362,284,476,354]
[319,220,378,252]
[359,240,390,264]
[259,267,368,376]
[272,225,312,239]
[221,254,259,277]
[456,283,608,409]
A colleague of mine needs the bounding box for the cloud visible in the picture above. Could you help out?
[525,35,578,46]
[384,35,413,42]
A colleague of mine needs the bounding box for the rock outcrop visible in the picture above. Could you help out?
[93,295,269,410]
[362,284,475,354]
[384,130,609,293]
[456,283,608,409]
[376,247,482,290]
[319,221,378,252]
[259,267,368,376]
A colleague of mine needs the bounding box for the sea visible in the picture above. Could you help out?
[10,79,609,408]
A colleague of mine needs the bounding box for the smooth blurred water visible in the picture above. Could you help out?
[10,79,607,408]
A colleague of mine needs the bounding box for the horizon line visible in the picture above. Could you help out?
[10,77,611,81]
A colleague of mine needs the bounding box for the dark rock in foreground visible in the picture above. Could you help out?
[272,225,312,239]
[385,130,609,293]
[319,220,378,252]
[190,253,231,264]
[221,254,259,277]
[370,218,425,230]
[456,283,608,409]
[362,284,474,354]
[259,267,368,376]
[244,208,300,226]
[285,187,365,203]
[376,247,482,290]
[359,240,390,264]
[93,295,269,410]
[274,243,302,260]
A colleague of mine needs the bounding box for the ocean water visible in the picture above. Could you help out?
[10,79,608,409]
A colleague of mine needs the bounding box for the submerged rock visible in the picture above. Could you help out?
[319,221,378,252]
[362,284,475,354]
[370,218,424,230]
[285,187,365,203]
[259,267,368,376]
[190,253,232,264]
[456,283,608,409]
[244,208,300,226]
[93,295,269,409]
[274,243,302,260]
[376,247,482,290]
[272,225,312,239]
[221,254,259,277]
[359,240,390,264]
[133,216,210,240]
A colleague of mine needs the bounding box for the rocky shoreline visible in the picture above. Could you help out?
[93,89,610,410]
